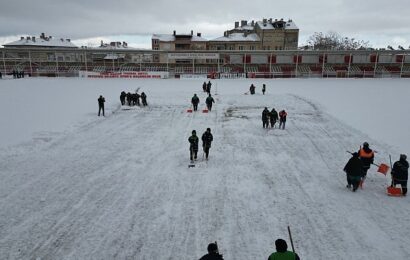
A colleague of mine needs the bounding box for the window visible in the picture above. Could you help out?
[239,46,244,50]
[250,45,255,50]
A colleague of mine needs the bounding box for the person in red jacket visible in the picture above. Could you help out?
[279,110,287,129]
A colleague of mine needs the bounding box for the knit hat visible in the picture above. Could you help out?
[207,243,218,253]
[275,239,288,253]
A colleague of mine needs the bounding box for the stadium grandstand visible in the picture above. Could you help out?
[1,31,410,79]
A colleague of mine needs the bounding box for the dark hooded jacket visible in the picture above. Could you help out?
[344,154,364,177]
[392,158,409,181]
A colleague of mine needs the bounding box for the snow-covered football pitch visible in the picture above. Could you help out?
[0,78,409,259]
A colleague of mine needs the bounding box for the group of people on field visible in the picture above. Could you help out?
[120,91,148,107]
[191,93,215,111]
[198,239,300,260]
[344,142,408,195]
[262,107,287,129]
[188,128,213,161]
[202,81,212,94]
[249,83,266,95]
[96,91,148,116]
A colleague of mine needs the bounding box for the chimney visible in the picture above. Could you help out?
[26,36,30,40]
[41,32,45,39]
[66,39,70,42]
[224,31,228,37]
[269,18,272,23]
[263,18,267,24]
[20,36,24,40]
[123,41,127,47]
[241,20,247,27]
[32,36,35,42]
[280,18,284,21]
[191,30,193,36]
[110,42,115,46]
[61,38,64,42]
[235,21,239,28]
[197,32,201,37]
[251,20,255,26]
[100,40,103,46]
[173,30,176,36]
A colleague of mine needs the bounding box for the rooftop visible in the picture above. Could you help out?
[3,33,77,48]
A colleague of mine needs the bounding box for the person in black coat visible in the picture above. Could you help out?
[270,108,278,128]
[188,130,199,161]
[141,92,147,106]
[120,91,126,105]
[199,243,223,260]
[344,152,364,191]
[249,84,256,95]
[202,81,207,92]
[126,92,132,106]
[205,94,215,111]
[202,128,213,160]
[98,95,105,116]
[391,154,409,196]
[262,107,270,128]
[191,94,200,111]
[206,81,212,94]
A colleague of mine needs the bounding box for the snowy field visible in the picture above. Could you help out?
[0,78,409,259]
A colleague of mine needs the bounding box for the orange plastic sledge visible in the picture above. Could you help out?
[187,109,193,113]
[202,109,209,113]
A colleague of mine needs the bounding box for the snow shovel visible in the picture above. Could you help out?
[202,108,209,113]
[386,154,401,196]
[187,105,193,113]
[387,186,402,196]
[372,163,389,175]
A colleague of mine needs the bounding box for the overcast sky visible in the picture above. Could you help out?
[0,0,409,49]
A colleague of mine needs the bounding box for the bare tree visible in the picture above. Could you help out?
[305,31,371,50]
